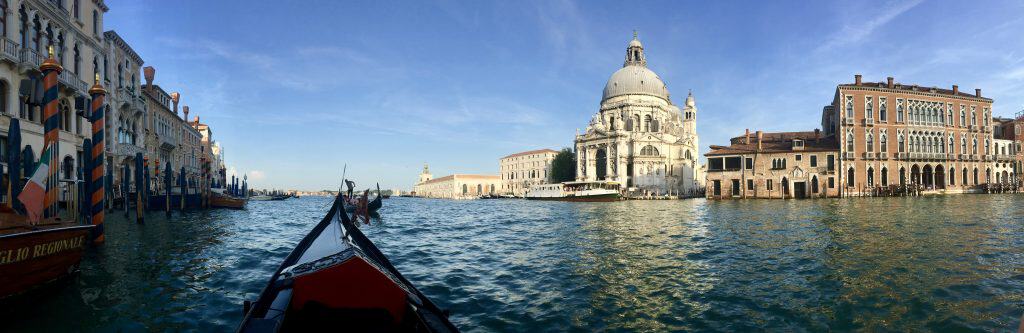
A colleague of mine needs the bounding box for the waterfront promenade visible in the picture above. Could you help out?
[3,195,1021,331]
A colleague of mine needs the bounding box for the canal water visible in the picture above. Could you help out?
[2,195,1023,332]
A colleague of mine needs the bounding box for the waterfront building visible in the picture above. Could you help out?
[413,174,499,199]
[574,34,703,196]
[822,75,994,195]
[102,30,145,188]
[0,0,110,204]
[706,130,840,199]
[992,117,1021,184]
[141,68,202,190]
[499,148,557,197]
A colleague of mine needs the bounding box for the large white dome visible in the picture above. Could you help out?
[601,65,670,102]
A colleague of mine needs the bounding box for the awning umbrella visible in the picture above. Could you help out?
[21,146,33,187]
[164,162,171,216]
[134,153,144,223]
[143,159,150,211]
[123,162,129,218]
[179,166,186,211]
[81,138,92,224]
[7,119,21,213]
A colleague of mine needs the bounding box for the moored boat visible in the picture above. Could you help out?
[525,181,621,202]
[0,213,93,299]
[237,195,458,332]
[250,195,274,201]
[211,191,248,209]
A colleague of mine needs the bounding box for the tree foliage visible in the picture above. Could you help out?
[549,148,576,183]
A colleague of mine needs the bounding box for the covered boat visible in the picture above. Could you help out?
[0,213,93,299]
[238,195,458,332]
[211,189,248,209]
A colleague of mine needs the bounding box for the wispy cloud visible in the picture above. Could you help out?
[816,0,924,53]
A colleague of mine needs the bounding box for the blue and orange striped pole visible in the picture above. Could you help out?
[89,73,107,243]
[39,46,61,219]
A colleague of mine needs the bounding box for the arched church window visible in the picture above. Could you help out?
[640,145,659,156]
[684,150,692,160]
[644,115,652,132]
[650,119,659,132]
[879,134,887,153]
[846,133,854,152]
[898,134,905,153]
[625,118,633,131]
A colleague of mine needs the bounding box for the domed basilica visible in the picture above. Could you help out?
[574,34,704,195]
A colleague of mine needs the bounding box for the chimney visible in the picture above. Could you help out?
[170,92,180,115]
[756,131,763,151]
[745,128,750,144]
[952,85,958,95]
[815,128,821,139]
[854,74,862,86]
[144,66,155,91]
[887,77,894,88]
[183,105,189,121]
[975,88,981,98]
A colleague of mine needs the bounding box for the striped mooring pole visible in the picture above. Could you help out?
[39,46,61,220]
[89,73,107,243]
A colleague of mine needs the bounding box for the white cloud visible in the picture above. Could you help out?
[816,0,924,53]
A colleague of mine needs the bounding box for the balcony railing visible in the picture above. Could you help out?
[0,38,18,63]
[879,152,888,159]
[843,118,854,126]
[864,118,875,126]
[58,69,88,93]
[843,152,855,160]
[20,47,42,68]
[864,152,875,159]
[897,152,907,160]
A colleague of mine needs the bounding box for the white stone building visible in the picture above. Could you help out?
[499,148,557,197]
[574,34,703,195]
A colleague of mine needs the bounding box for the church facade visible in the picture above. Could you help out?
[574,35,704,195]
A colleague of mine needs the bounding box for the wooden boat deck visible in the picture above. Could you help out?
[0,211,77,237]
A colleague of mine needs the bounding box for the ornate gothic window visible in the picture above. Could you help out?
[846,132,854,152]
[865,97,873,119]
[879,133,887,153]
[845,96,853,119]
[898,134,905,153]
[865,133,874,152]
[961,137,967,154]
[879,97,887,121]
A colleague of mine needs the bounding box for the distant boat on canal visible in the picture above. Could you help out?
[525,181,621,202]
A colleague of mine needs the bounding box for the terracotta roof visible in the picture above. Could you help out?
[839,81,992,101]
[729,131,820,145]
[707,132,838,156]
[418,174,499,185]
[501,149,559,160]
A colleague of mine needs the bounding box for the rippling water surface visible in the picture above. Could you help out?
[3,195,1023,332]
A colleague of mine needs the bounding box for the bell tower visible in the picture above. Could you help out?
[418,163,433,184]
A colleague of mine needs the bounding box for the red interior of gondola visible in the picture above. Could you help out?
[282,256,412,331]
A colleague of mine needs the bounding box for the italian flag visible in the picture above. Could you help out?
[18,146,50,223]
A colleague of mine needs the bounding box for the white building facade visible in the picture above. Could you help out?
[499,148,557,197]
[574,34,703,196]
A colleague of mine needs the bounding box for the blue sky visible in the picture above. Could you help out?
[106,0,1024,191]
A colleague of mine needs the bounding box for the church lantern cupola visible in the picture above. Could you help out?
[624,31,647,67]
